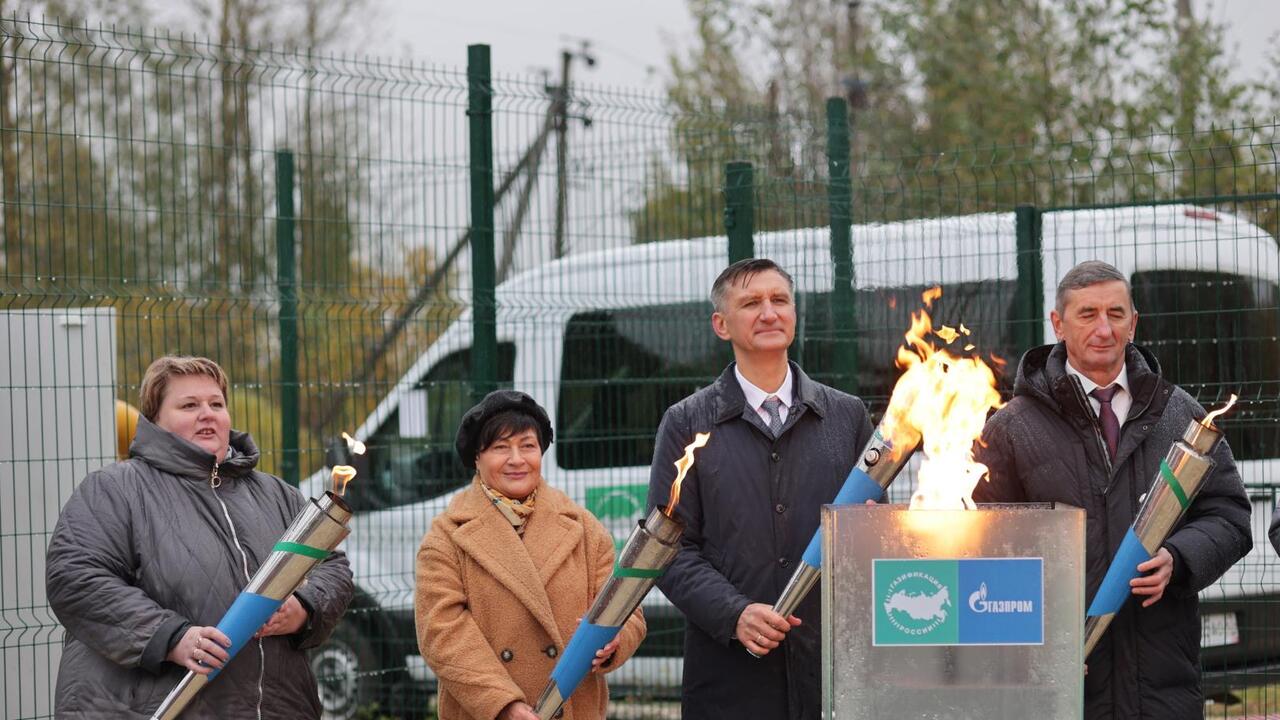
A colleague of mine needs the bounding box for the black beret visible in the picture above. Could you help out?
[455,389,554,470]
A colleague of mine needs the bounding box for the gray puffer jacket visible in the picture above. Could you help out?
[46,415,354,719]
[974,342,1251,720]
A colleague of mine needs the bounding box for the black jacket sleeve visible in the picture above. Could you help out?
[647,405,751,646]
[972,410,1027,504]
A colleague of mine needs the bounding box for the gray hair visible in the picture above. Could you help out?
[1055,260,1135,314]
[711,258,794,313]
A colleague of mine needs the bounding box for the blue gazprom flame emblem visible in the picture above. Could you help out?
[968,582,989,612]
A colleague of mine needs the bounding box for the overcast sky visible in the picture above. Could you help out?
[376,1,1279,94]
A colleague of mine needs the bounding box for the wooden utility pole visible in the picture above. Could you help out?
[1176,0,1196,135]
[553,50,571,259]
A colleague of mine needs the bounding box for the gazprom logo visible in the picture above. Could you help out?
[874,558,1043,646]
[967,582,1035,614]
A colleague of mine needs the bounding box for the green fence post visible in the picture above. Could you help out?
[827,97,857,394]
[469,44,497,404]
[724,161,755,263]
[275,149,299,487]
[1014,204,1044,356]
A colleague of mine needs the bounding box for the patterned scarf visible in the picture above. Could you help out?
[480,480,538,536]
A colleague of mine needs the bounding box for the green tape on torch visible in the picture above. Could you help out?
[273,541,330,560]
[1159,459,1190,510]
[613,563,664,579]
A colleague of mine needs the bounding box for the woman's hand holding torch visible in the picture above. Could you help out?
[166,627,231,675]
[254,595,308,638]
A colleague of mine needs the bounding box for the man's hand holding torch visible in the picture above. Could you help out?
[736,605,802,656]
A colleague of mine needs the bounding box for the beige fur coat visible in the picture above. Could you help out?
[416,480,646,720]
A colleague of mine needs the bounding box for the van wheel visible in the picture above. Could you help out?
[312,620,378,720]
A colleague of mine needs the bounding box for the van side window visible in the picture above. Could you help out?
[356,343,516,511]
[558,304,731,470]
[1131,270,1280,460]
[800,281,1019,417]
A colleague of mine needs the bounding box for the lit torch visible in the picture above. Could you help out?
[1082,395,1237,658]
[532,433,709,720]
[149,434,365,720]
[769,287,1005,621]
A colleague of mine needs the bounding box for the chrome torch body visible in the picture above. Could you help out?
[533,506,683,720]
[769,425,921,622]
[1082,419,1221,658]
[150,491,352,720]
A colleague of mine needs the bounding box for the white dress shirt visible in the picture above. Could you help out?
[735,364,794,426]
[1065,359,1132,427]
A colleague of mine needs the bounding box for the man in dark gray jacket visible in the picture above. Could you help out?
[647,258,874,719]
[974,260,1252,719]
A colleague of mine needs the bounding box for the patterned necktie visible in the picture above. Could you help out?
[762,396,784,438]
[1090,385,1121,460]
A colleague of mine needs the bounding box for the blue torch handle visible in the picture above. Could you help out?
[208,591,284,679]
[1086,527,1152,617]
[547,621,622,701]
[799,466,883,569]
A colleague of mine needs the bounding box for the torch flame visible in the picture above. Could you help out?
[331,465,357,496]
[342,431,367,456]
[880,287,1005,511]
[330,431,366,496]
[1202,394,1239,429]
[665,432,711,516]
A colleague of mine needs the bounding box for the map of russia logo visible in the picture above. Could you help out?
[873,558,1043,647]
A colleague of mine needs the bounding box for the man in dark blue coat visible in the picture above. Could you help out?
[647,258,874,719]
[974,260,1252,719]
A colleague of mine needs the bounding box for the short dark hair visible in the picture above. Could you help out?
[1055,260,1134,314]
[711,258,795,312]
[476,410,544,455]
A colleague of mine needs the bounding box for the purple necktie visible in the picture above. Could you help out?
[1090,385,1121,459]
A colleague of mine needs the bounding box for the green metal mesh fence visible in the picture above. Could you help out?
[2,15,1279,719]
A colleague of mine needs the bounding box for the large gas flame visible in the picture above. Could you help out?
[1202,394,1238,429]
[665,432,711,516]
[332,431,368,496]
[888,287,1005,510]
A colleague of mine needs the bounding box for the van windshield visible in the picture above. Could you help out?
[556,281,1021,470]
[356,343,516,511]
[558,303,730,470]
[1131,270,1280,460]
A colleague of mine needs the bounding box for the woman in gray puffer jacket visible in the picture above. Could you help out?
[45,356,353,718]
